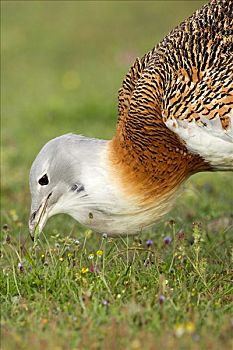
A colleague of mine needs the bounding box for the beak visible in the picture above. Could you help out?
[29,192,52,241]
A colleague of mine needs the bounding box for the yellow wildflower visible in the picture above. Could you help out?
[85,230,92,239]
[185,321,195,334]
[96,250,103,257]
[81,267,89,274]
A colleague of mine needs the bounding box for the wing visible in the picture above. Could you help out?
[117,0,233,170]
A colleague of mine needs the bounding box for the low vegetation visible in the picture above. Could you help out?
[1,1,232,349]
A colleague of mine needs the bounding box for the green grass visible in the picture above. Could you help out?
[1,1,233,349]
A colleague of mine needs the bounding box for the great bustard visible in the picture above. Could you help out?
[29,0,233,238]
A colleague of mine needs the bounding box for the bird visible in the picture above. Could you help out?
[29,0,233,240]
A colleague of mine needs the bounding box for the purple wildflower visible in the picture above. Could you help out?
[146,239,153,247]
[159,295,165,305]
[164,236,172,245]
[102,299,110,306]
[89,265,99,273]
[89,265,95,273]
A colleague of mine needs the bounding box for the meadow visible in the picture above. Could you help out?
[1,1,233,349]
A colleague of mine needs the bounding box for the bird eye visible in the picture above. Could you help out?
[38,174,49,186]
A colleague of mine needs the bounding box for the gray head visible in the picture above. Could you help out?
[28,133,107,239]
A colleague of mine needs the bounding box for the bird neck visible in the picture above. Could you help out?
[108,119,210,205]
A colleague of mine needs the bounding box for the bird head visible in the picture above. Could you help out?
[28,134,108,240]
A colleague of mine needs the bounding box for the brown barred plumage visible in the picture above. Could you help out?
[109,0,233,204]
